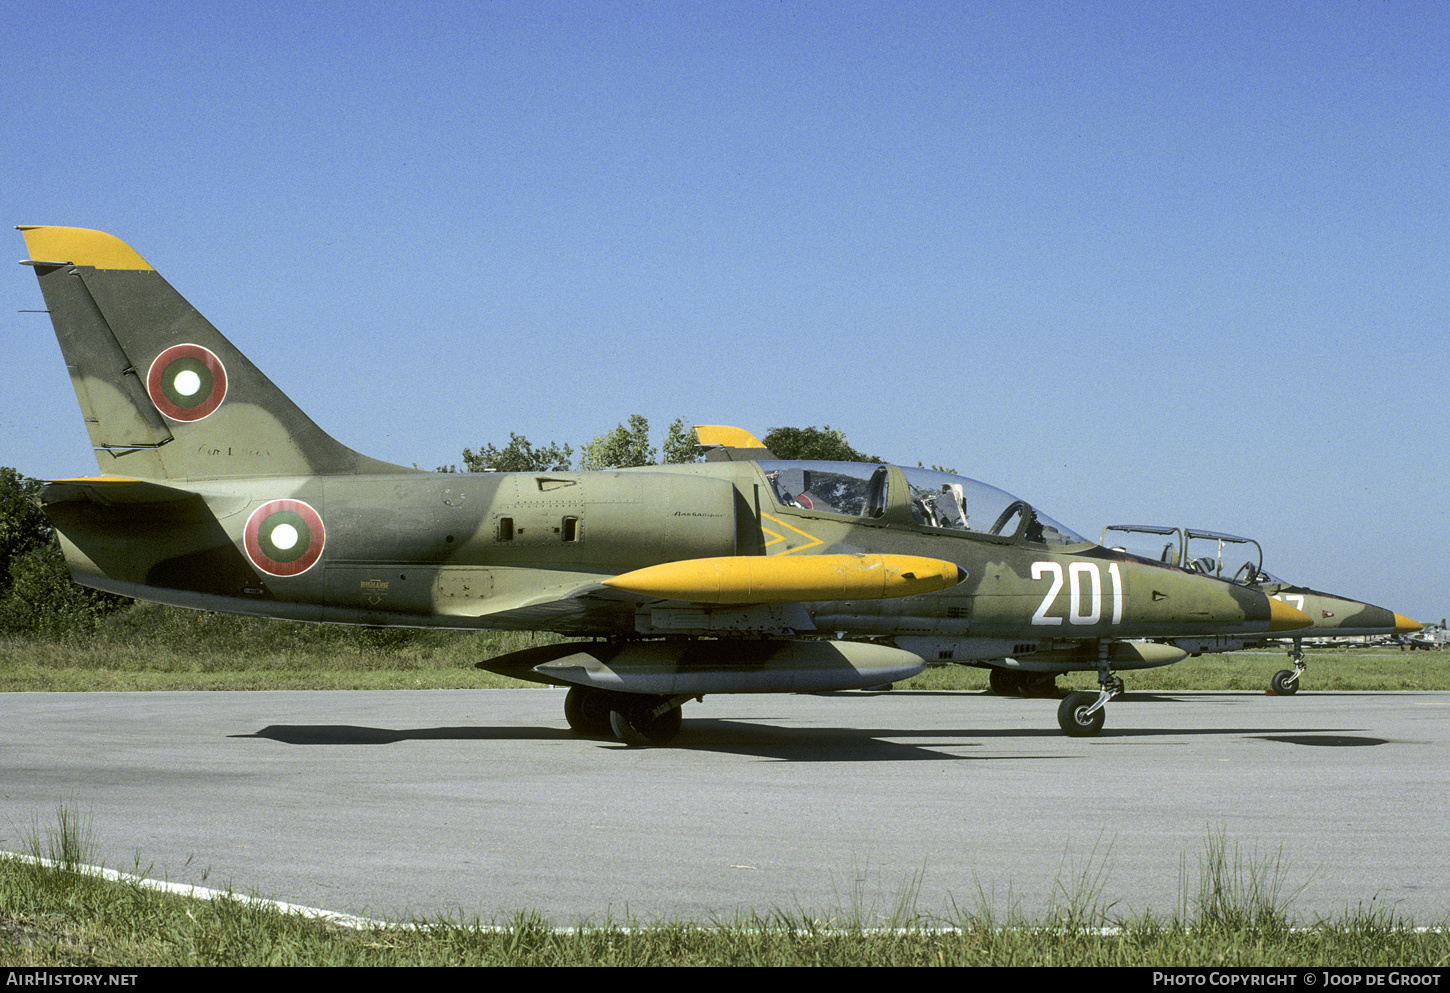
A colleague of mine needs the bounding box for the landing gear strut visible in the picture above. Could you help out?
[1056,651,1124,737]
[1270,639,1305,695]
[564,686,687,745]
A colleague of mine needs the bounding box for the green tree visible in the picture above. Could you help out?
[0,467,130,636]
[462,433,574,472]
[762,426,878,463]
[661,417,704,465]
[462,416,710,473]
[0,467,51,592]
[579,415,656,471]
[0,542,129,637]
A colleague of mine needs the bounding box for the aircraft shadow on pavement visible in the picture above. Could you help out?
[665,721,1389,757]
[234,719,1386,760]
[234,725,580,745]
[235,722,1018,760]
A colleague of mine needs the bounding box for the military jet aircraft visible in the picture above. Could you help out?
[17,225,1311,742]
[1399,622,1445,651]
[1101,525,1422,694]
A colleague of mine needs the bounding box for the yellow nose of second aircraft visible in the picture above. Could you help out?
[1395,613,1423,634]
[1269,597,1314,632]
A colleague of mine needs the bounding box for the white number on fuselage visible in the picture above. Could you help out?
[1031,561,1123,626]
[1273,593,1305,614]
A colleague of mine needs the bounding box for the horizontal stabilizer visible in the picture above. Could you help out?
[40,475,201,506]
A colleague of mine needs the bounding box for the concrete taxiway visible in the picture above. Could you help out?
[2,688,1447,925]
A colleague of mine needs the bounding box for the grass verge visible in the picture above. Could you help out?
[2,807,1447,966]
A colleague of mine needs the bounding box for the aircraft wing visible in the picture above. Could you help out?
[453,576,643,634]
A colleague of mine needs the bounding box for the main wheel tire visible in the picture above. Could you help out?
[1058,691,1105,737]
[609,696,683,746]
[989,668,1026,695]
[1270,669,1300,695]
[564,687,615,737]
[1024,673,1061,698]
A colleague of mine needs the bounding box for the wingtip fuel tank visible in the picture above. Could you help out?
[602,553,965,604]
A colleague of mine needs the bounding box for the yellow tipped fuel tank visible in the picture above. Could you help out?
[602,553,965,604]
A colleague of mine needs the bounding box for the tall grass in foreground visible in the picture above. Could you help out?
[2,807,1446,967]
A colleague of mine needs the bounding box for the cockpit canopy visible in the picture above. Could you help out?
[1101,525,1283,585]
[758,461,1091,547]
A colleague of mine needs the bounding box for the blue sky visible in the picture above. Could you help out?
[4,1,1447,623]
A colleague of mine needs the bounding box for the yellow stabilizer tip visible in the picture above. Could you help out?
[603,553,964,604]
[693,425,767,449]
[1395,614,1423,634]
[17,226,154,271]
[1268,597,1313,632]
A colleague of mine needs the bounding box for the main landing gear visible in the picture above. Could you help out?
[1055,653,1124,737]
[564,686,687,746]
[988,668,1061,698]
[1270,639,1305,695]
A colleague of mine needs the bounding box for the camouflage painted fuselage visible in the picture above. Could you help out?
[1252,582,1416,639]
[45,459,1296,668]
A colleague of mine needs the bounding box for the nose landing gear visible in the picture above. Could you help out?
[1270,639,1305,695]
[1056,649,1124,737]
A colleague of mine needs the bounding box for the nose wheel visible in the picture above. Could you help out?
[1058,692,1105,736]
[1269,641,1305,695]
[1056,669,1123,737]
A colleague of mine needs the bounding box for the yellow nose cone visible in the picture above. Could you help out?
[1268,597,1313,632]
[1394,613,1423,634]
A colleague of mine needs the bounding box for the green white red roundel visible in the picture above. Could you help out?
[244,499,325,577]
[146,343,227,421]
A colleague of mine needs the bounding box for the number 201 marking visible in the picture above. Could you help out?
[1031,561,1124,626]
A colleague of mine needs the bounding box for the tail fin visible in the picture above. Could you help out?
[694,425,777,462]
[18,226,410,481]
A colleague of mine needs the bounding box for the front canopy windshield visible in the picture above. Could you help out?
[757,461,1090,547]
